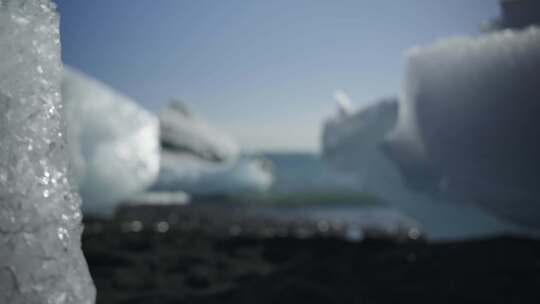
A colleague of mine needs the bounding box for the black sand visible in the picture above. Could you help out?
[83,204,540,304]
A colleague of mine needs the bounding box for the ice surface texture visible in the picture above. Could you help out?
[159,101,240,163]
[322,99,514,240]
[0,1,95,303]
[62,67,160,217]
[387,26,540,228]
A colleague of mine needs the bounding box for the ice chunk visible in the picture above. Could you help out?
[152,101,268,197]
[152,151,273,196]
[323,98,399,186]
[127,191,191,206]
[322,98,516,240]
[0,1,95,303]
[62,67,160,217]
[386,27,540,229]
[264,153,360,195]
[159,100,240,162]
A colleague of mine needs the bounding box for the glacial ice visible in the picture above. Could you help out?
[127,191,191,206]
[159,100,240,163]
[151,151,273,196]
[62,67,160,217]
[322,97,516,240]
[386,26,540,229]
[0,1,95,303]
[151,101,271,197]
[264,153,360,195]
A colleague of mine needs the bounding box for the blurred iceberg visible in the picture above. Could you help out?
[127,191,191,206]
[159,100,239,162]
[150,101,273,197]
[322,97,515,240]
[324,26,540,238]
[152,151,273,196]
[265,152,360,195]
[63,67,160,216]
[386,26,540,229]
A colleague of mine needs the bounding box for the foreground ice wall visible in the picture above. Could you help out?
[63,67,160,217]
[386,26,540,229]
[0,1,95,303]
[159,101,239,163]
[322,98,513,239]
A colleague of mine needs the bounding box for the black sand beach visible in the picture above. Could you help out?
[83,204,540,304]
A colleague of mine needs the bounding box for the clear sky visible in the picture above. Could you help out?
[54,0,499,152]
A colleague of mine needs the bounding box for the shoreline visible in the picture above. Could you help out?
[83,204,540,303]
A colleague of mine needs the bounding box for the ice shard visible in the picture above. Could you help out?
[0,1,95,303]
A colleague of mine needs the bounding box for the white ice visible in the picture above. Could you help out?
[152,101,271,197]
[386,26,540,229]
[322,97,519,240]
[159,100,240,162]
[0,1,95,303]
[152,151,273,196]
[127,191,191,206]
[62,67,160,217]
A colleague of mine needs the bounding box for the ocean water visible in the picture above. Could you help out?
[217,153,424,239]
[223,152,382,207]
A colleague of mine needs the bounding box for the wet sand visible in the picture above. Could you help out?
[83,204,540,304]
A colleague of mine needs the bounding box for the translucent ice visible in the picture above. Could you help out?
[322,98,515,240]
[152,151,273,196]
[0,1,95,303]
[152,102,270,197]
[62,67,160,217]
[386,26,540,229]
[127,191,191,206]
[159,100,240,163]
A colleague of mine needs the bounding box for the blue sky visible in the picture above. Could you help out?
[55,0,499,152]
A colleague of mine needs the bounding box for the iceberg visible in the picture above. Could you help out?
[159,100,239,162]
[150,101,272,198]
[386,26,540,229]
[264,153,360,195]
[0,1,95,303]
[322,97,515,240]
[127,191,191,206]
[62,67,160,217]
[152,151,273,196]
